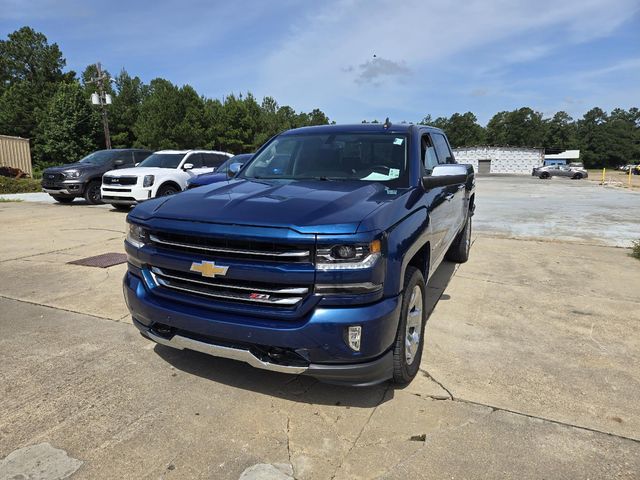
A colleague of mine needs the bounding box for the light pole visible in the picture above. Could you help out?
[89,62,112,149]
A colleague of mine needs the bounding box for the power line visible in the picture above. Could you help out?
[88,62,112,149]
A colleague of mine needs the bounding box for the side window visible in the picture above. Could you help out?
[203,153,228,168]
[421,134,439,174]
[186,153,203,168]
[134,151,150,164]
[432,133,454,164]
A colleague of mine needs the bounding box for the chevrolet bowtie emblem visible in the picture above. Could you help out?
[190,261,229,278]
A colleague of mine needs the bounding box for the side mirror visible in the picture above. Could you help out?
[182,163,194,171]
[422,164,468,189]
[227,162,243,178]
[114,159,125,167]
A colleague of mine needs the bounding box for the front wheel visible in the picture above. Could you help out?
[446,215,471,263]
[156,184,179,197]
[392,267,427,385]
[572,173,583,179]
[83,180,102,204]
[539,172,550,179]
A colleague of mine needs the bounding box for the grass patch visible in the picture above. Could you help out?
[632,240,640,260]
[0,176,41,194]
[0,197,24,202]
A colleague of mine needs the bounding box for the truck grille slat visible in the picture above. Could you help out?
[148,266,309,308]
[103,176,138,186]
[149,232,311,262]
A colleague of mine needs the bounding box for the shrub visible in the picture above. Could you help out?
[632,240,640,260]
[0,176,42,194]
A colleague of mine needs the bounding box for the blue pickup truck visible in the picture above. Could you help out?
[124,123,475,386]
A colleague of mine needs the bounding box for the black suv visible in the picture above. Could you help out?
[41,149,152,204]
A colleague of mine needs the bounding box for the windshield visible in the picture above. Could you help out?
[137,153,185,169]
[79,150,119,165]
[220,154,252,173]
[242,134,408,185]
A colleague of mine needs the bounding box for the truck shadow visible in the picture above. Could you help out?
[154,260,458,408]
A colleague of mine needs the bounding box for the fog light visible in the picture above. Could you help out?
[346,326,362,352]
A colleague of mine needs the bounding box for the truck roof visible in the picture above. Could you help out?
[280,123,444,136]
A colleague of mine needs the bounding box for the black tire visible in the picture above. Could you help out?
[111,204,131,212]
[572,173,583,180]
[83,180,102,204]
[540,172,550,179]
[156,184,179,197]
[392,266,427,385]
[446,215,471,263]
[52,195,74,204]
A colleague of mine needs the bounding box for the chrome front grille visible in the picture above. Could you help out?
[149,266,309,307]
[149,232,312,262]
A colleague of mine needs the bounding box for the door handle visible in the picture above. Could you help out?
[445,193,455,201]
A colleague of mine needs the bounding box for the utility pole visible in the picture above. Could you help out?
[89,62,112,149]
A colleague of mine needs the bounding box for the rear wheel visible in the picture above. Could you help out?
[572,173,583,179]
[156,184,179,197]
[52,195,74,204]
[111,204,131,212]
[83,180,102,204]
[446,215,471,263]
[392,267,427,385]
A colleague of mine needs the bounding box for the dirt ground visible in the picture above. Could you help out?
[1,177,639,479]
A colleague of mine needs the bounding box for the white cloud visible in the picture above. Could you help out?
[255,0,639,121]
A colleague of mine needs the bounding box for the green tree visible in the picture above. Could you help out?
[35,81,100,167]
[442,112,485,147]
[0,27,71,141]
[486,107,545,146]
[543,111,577,150]
[133,78,207,150]
[109,69,147,148]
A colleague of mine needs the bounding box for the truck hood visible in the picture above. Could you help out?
[131,179,403,234]
[44,162,101,174]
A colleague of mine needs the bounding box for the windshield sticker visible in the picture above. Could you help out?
[388,168,400,178]
[393,138,404,145]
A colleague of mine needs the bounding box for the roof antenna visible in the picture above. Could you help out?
[383,117,391,129]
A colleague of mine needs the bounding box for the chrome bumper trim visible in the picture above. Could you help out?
[42,188,72,195]
[146,330,308,374]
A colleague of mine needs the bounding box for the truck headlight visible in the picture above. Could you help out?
[126,222,148,248]
[63,170,80,178]
[316,240,381,270]
[143,175,154,187]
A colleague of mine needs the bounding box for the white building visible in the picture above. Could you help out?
[453,146,544,175]
[544,149,580,166]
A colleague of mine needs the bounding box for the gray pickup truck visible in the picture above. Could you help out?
[41,149,152,204]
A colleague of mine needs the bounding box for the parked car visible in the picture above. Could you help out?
[41,149,152,204]
[532,164,588,179]
[186,153,253,189]
[101,150,233,210]
[124,123,475,386]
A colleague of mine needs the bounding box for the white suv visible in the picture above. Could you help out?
[101,150,233,210]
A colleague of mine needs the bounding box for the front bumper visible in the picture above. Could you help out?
[41,180,84,196]
[124,271,400,386]
[101,184,152,204]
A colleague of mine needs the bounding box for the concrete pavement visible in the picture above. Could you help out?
[1,177,640,479]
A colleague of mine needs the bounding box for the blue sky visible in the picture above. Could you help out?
[1,0,639,124]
